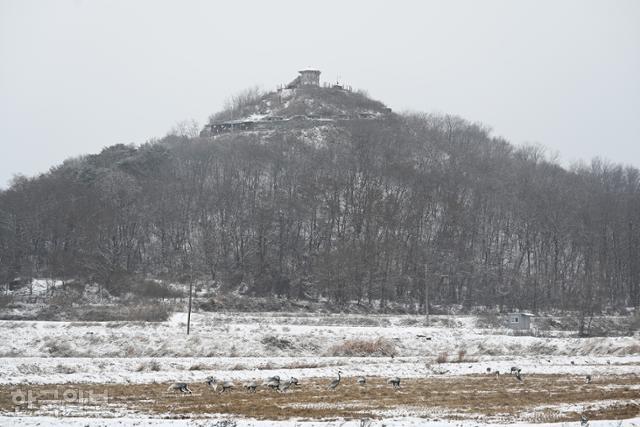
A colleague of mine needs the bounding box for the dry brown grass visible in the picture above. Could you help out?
[229,363,247,371]
[1,374,639,423]
[326,337,396,357]
[435,349,477,364]
[284,361,320,369]
[188,363,210,371]
[435,352,448,363]
[134,360,161,372]
[454,349,478,363]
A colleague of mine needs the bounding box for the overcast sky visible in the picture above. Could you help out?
[1,0,639,188]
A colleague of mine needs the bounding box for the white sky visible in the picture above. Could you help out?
[1,0,639,188]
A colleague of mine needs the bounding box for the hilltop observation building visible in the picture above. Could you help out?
[286,69,321,89]
[201,68,391,136]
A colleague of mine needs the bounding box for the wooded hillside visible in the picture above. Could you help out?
[1,94,638,314]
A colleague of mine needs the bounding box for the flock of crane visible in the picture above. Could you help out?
[167,364,592,395]
[165,367,594,425]
[166,370,402,395]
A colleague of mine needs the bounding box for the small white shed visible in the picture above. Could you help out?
[507,312,534,330]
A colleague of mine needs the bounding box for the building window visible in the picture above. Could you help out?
[512,317,519,323]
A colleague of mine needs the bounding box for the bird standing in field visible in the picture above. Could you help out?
[357,376,366,386]
[167,382,192,394]
[265,376,281,391]
[585,375,592,384]
[388,377,401,389]
[580,414,589,426]
[218,380,235,393]
[278,380,292,393]
[207,377,234,393]
[328,371,342,390]
[206,376,218,391]
[243,379,258,393]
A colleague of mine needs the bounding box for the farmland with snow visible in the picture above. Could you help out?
[0,310,638,426]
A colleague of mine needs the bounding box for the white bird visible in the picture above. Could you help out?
[357,376,366,385]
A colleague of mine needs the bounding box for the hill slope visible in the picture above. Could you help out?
[0,83,639,316]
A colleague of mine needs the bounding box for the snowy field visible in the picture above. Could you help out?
[1,416,639,427]
[0,312,638,426]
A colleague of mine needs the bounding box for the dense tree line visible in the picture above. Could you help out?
[0,112,638,313]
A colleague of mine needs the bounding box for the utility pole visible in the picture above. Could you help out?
[424,263,430,326]
[187,262,193,335]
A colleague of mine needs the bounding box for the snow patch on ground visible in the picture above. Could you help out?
[0,355,638,386]
[1,312,637,360]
